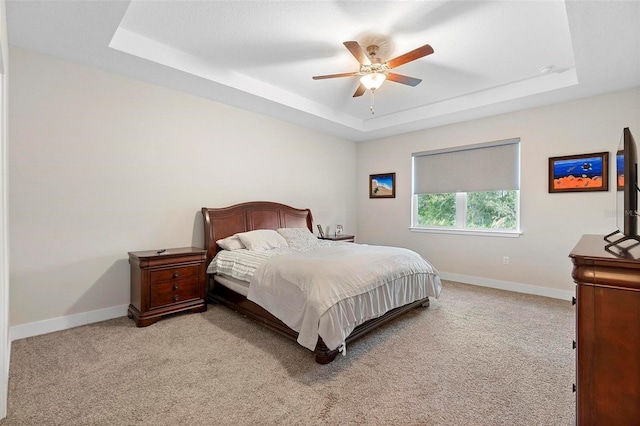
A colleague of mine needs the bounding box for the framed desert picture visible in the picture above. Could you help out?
[548,151,609,193]
[370,173,396,198]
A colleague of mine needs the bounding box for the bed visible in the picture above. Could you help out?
[201,201,441,364]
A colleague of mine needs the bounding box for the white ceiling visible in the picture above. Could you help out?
[6,0,640,142]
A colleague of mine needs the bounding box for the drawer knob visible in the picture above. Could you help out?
[173,283,179,290]
[173,295,180,302]
[173,271,180,278]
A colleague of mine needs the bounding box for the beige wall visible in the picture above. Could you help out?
[357,87,640,297]
[9,46,640,328]
[8,47,357,326]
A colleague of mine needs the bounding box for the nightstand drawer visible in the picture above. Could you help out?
[150,276,200,308]
[128,247,207,327]
[150,265,199,283]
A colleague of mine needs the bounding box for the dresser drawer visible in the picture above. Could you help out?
[149,265,199,284]
[150,276,200,308]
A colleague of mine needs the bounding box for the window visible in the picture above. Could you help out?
[412,139,521,236]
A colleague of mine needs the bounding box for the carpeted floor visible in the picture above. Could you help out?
[1,281,575,425]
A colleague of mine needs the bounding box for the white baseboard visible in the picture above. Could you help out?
[10,305,129,342]
[7,275,573,342]
[439,272,574,301]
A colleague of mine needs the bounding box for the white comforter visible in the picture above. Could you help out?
[246,244,441,351]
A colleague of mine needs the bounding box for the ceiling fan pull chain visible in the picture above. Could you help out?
[370,90,375,115]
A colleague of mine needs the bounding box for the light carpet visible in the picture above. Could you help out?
[1,281,575,425]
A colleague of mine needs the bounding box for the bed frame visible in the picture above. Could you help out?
[201,201,430,364]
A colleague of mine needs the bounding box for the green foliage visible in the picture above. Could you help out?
[466,190,517,229]
[416,190,517,230]
[417,193,456,226]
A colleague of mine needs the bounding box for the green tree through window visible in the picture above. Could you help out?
[466,191,517,229]
[417,193,456,227]
[416,190,517,230]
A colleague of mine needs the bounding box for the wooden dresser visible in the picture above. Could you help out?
[569,234,640,425]
[128,247,207,327]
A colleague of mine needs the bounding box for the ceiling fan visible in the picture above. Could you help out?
[312,41,434,111]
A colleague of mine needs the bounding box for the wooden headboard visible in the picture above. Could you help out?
[201,201,314,264]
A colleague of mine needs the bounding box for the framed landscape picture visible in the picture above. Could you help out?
[370,173,396,198]
[548,151,609,193]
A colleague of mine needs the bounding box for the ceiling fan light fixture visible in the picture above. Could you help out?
[312,40,434,114]
[360,72,386,91]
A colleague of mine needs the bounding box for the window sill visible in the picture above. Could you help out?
[409,227,522,238]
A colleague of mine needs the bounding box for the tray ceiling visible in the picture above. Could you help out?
[7,1,640,142]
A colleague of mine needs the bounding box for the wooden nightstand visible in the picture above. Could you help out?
[128,247,207,327]
[318,234,355,242]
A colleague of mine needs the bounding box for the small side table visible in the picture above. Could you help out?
[318,234,355,243]
[128,247,207,327]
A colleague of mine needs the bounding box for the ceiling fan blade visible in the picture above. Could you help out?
[386,44,434,69]
[386,73,422,87]
[343,41,371,65]
[353,83,366,97]
[312,72,358,80]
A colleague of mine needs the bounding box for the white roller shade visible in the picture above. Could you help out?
[413,139,520,194]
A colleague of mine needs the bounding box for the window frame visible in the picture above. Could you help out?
[411,139,522,238]
[410,191,521,237]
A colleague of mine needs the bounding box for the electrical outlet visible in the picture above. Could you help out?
[503,256,510,265]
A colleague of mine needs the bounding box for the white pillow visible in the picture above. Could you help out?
[216,235,245,251]
[277,227,319,248]
[237,229,289,251]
